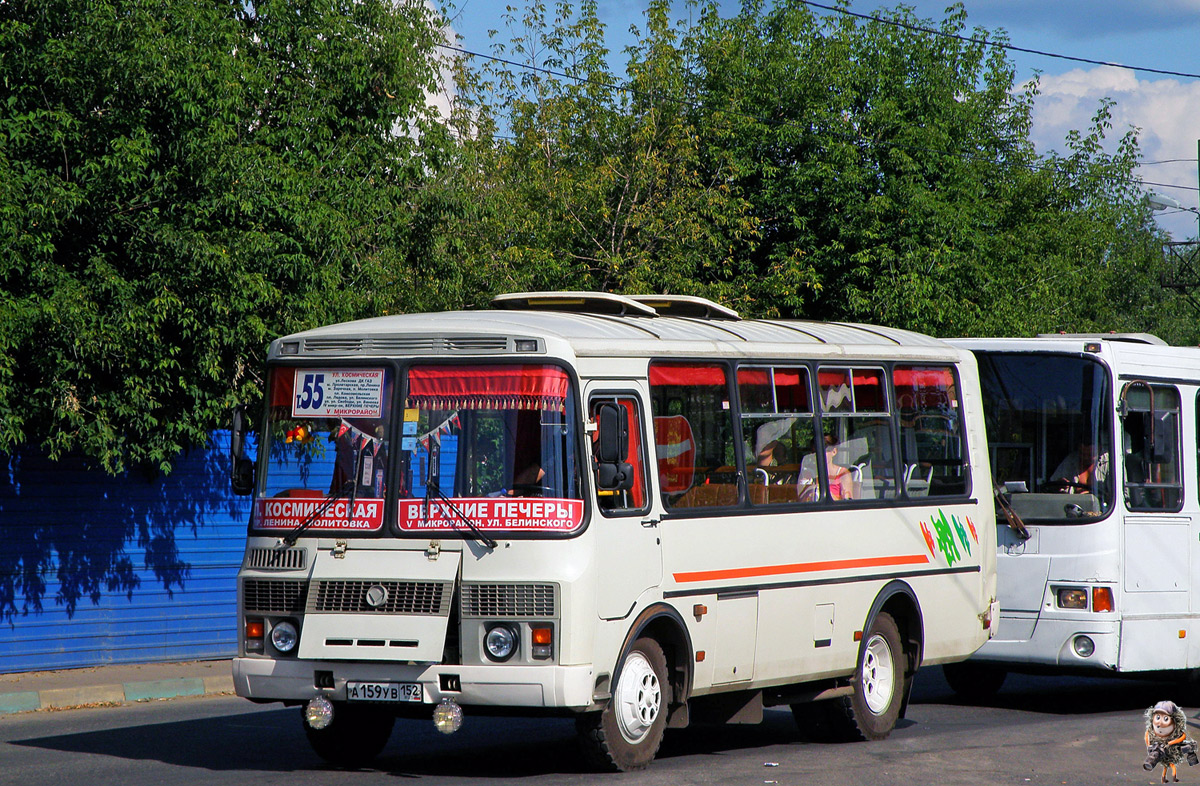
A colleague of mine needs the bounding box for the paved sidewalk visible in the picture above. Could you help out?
[0,659,234,715]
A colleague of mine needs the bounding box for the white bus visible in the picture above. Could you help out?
[945,334,1200,695]
[230,292,998,771]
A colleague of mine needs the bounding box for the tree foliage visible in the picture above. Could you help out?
[446,0,1185,337]
[0,0,452,472]
[2,0,1190,473]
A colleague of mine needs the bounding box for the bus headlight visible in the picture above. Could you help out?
[270,620,299,653]
[1073,635,1095,658]
[484,624,518,661]
[1056,587,1088,609]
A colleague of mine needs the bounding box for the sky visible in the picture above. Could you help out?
[442,0,1200,241]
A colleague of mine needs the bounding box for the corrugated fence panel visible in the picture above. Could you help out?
[0,432,251,673]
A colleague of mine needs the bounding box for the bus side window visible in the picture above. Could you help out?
[894,365,966,498]
[590,396,649,514]
[649,363,739,510]
[818,367,898,501]
[1122,383,1182,512]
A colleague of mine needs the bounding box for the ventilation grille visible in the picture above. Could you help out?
[244,547,307,571]
[302,336,510,355]
[307,580,452,615]
[243,579,308,614]
[461,583,557,619]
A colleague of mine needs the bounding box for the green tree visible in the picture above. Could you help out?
[447,0,1183,338]
[0,0,452,472]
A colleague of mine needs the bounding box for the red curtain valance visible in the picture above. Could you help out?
[407,365,570,411]
[649,363,727,387]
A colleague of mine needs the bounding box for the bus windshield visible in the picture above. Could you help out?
[257,366,395,535]
[975,352,1113,522]
[396,363,583,534]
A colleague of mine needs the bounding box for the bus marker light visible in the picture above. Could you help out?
[1181,630,1188,639]
[1092,587,1114,612]
[246,618,264,653]
[696,651,705,662]
[305,695,334,729]
[532,626,553,659]
[433,698,464,734]
[853,631,863,642]
[693,604,707,620]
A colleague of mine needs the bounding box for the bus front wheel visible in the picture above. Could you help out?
[577,637,671,771]
[304,703,395,768]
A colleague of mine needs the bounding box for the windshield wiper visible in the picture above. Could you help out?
[424,480,498,550]
[282,480,353,547]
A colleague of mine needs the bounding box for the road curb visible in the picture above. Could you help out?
[0,674,235,715]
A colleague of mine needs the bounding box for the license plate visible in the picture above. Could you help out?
[345,681,423,703]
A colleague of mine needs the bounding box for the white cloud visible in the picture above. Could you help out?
[1028,67,1200,238]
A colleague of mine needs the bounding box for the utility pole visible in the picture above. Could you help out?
[1157,139,1200,313]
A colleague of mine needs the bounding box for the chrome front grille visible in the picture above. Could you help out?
[461,583,557,618]
[244,547,307,571]
[243,579,308,614]
[307,580,452,615]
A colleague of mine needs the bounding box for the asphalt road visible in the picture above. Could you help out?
[0,668,1192,786]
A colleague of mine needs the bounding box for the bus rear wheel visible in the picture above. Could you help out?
[798,612,906,742]
[304,703,395,768]
[577,637,670,772]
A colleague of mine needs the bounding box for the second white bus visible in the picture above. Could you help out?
[947,334,1200,695]
[231,292,998,770]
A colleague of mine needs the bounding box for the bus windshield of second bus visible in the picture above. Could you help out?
[975,352,1115,522]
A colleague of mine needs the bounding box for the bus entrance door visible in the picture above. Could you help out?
[587,384,663,620]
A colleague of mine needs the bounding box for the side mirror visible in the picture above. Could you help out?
[595,403,633,492]
[596,403,628,464]
[230,404,256,496]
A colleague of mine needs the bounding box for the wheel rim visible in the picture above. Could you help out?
[614,651,661,744]
[861,633,896,715]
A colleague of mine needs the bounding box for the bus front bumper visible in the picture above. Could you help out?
[969,613,1119,670]
[233,657,597,709]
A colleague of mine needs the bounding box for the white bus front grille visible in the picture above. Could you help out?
[306,580,452,615]
[461,583,557,618]
[243,579,308,614]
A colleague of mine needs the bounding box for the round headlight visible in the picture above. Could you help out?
[484,625,518,661]
[271,620,299,653]
[1072,635,1095,658]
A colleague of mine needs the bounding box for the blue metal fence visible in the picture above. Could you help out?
[0,432,250,673]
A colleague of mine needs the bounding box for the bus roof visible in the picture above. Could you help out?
[269,295,956,362]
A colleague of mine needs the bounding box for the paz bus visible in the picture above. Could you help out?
[944,334,1200,696]
[229,292,998,771]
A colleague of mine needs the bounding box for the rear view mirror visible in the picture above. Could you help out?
[595,402,633,492]
[596,403,629,464]
[230,404,256,496]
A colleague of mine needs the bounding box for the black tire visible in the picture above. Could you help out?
[577,637,670,772]
[304,703,395,768]
[942,661,1007,700]
[806,612,906,742]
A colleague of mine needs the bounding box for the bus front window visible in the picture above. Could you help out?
[398,364,583,535]
[976,353,1113,522]
[255,366,393,535]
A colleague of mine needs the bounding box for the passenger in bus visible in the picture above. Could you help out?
[824,436,856,500]
[1050,440,1108,495]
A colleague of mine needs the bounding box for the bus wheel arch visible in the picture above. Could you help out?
[577,604,693,771]
[797,582,922,742]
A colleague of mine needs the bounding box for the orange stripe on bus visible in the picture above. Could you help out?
[672,553,931,583]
